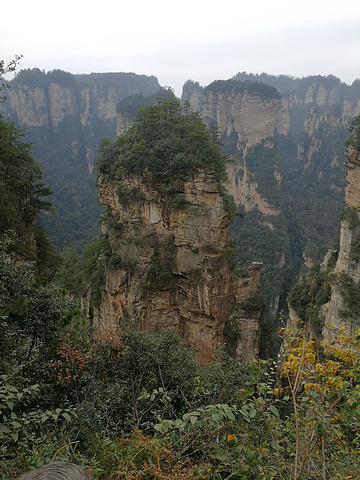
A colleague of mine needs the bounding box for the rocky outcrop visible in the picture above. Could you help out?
[116,85,288,216]
[344,144,360,212]
[226,162,281,215]
[182,82,291,322]
[187,78,360,330]
[232,262,263,362]
[183,83,290,215]
[297,107,352,174]
[96,169,231,363]
[116,112,134,137]
[193,90,290,153]
[320,144,360,344]
[95,168,262,363]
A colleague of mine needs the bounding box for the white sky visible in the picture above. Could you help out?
[2,0,360,96]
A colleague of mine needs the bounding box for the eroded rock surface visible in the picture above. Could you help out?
[320,145,360,343]
[96,170,233,362]
[95,167,263,362]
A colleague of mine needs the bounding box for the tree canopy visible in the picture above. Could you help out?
[0,55,22,101]
[347,114,360,150]
[205,79,281,100]
[0,116,55,272]
[97,96,230,188]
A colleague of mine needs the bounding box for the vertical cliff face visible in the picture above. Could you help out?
[320,141,360,344]
[96,170,263,363]
[182,81,291,321]
[299,107,347,169]
[96,170,233,362]
[190,90,289,149]
[181,77,360,330]
[232,73,360,124]
[182,77,359,225]
[91,97,264,362]
[183,81,290,215]
[0,69,161,252]
[1,70,161,174]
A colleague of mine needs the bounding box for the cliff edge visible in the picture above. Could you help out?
[320,124,360,344]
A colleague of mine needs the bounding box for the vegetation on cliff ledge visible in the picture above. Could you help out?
[347,113,360,150]
[205,79,281,100]
[287,263,332,336]
[96,96,230,188]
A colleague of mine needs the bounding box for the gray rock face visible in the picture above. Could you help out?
[95,169,233,363]
[320,145,360,344]
[95,167,264,363]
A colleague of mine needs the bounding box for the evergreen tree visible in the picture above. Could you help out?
[97,96,230,188]
[0,115,55,275]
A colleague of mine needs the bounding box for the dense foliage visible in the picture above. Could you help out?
[347,114,360,150]
[0,118,52,229]
[280,124,346,262]
[0,230,76,474]
[287,263,333,336]
[0,113,58,275]
[0,235,74,373]
[27,118,104,255]
[97,96,229,189]
[0,75,78,473]
[116,88,175,120]
[3,310,360,479]
[243,140,283,208]
[0,55,23,101]
[205,80,281,100]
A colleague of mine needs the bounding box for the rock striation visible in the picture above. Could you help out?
[95,167,262,363]
[320,141,360,344]
[1,70,160,174]
[181,77,360,327]
[182,82,290,214]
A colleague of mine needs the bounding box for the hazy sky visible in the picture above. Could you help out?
[3,0,360,96]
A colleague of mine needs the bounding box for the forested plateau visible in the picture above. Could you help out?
[2,63,360,478]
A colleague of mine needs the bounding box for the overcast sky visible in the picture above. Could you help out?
[2,0,360,96]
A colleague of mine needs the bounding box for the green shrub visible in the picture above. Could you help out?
[287,263,332,335]
[117,184,144,205]
[238,294,265,312]
[146,235,176,291]
[346,114,360,150]
[340,206,360,229]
